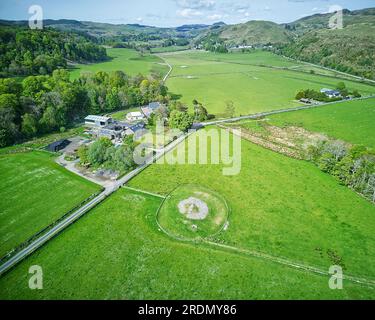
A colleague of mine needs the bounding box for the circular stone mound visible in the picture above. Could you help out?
[178,197,209,220]
[157,184,229,241]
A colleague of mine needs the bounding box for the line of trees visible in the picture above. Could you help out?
[0,70,169,147]
[0,26,107,77]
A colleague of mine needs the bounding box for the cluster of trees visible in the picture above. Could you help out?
[168,101,194,132]
[0,70,168,147]
[78,71,168,114]
[0,26,107,77]
[306,141,375,203]
[193,99,209,122]
[78,136,136,174]
[295,89,341,102]
[198,33,228,53]
[111,37,190,53]
[0,72,89,147]
[295,83,361,102]
[165,99,210,132]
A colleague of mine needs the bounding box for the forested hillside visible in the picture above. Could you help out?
[194,7,375,79]
[279,24,375,79]
[279,8,375,80]
[0,26,107,77]
[196,20,293,51]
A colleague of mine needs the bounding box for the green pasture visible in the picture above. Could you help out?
[69,48,169,79]
[162,51,375,117]
[0,151,100,257]
[0,188,373,299]
[129,129,375,281]
[266,97,375,148]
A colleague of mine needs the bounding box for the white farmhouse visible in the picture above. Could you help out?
[126,111,145,122]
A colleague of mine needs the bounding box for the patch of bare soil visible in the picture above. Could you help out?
[221,123,328,160]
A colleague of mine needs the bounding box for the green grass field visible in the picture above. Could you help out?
[1,130,375,299]
[162,50,375,117]
[128,130,375,281]
[151,45,190,53]
[264,98,375,149]
[1,187,373,299]
[69,48,169,79]
[0,151,100,257]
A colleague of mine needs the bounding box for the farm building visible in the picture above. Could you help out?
[46,139,71,152]
[126,111,145,122]
[321,88,341,98]
[299,98,312,104]
[98,123,130,140]
[85,115,112,127]
[141,102,162,118]
[125,123,146,136]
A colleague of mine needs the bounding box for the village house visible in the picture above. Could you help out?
[141,102,162,118]
[321,88,341,98]
[84,114,146,142]
[126,111,145,122]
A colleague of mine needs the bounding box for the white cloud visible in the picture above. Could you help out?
[136,17,143,22]
[174,0,216,10]
[207,13,223,20]
[177,8,204,18]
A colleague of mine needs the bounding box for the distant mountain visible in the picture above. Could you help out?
[176,24,211,32]
[284,7,375,34]
[1,8,374,79]
[219,20,293,46]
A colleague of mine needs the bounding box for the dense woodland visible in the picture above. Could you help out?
[0,26,107,77]
[0,70,168,147]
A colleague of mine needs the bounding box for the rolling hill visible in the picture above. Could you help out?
[217,20,293,46]
[279,8,375,79]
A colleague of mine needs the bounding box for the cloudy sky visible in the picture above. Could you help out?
[1,0,374,27]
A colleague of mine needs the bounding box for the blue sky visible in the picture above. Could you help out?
[0,0,374,27]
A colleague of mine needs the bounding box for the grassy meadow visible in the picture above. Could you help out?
[0,151,101,257]
[69,48,169,79]
[128,130,375,281]
[162,50,375,117]
[0,187,373,299]
[265,98,375,149]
